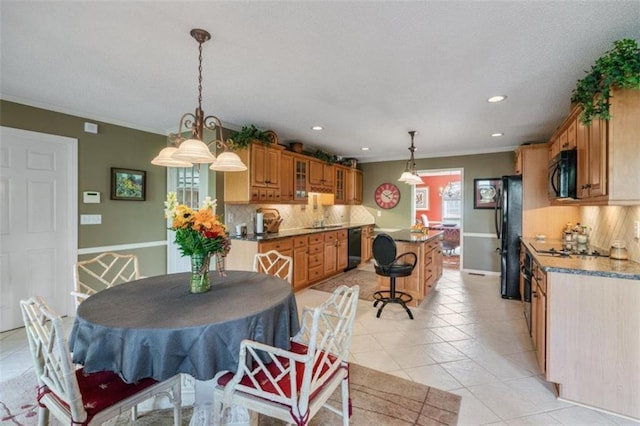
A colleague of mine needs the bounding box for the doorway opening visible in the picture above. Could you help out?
[412,168,462,270]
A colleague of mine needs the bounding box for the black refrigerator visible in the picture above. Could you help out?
[494,175,522,299]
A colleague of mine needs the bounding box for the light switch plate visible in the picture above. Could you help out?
[80,214,102,225]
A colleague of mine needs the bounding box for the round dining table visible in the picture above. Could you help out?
[69,270,300,425]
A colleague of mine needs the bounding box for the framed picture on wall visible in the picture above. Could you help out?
[111,168,146,201]
[415,187,429,210]
[473,178,500,209]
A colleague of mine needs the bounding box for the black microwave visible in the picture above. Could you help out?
[548,149,577,199]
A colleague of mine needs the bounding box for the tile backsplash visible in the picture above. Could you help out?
[581,205,640,262]
[224,201,374,236]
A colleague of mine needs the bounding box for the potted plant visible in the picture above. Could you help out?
[571,38,640,124]
[227,125,272,150]
[312,149,339,164]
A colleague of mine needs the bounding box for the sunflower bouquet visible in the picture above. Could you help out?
[164,192,231,258]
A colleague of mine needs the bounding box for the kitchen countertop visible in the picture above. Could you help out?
[375,229,444,243]
[230,222,375,242]
[521,238,640,280]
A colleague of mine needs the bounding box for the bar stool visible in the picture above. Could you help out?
[372,233,417,319]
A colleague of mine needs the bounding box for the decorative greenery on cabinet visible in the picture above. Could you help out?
[571,38,640,124]
[228,125,272,150]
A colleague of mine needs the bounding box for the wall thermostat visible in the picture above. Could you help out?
[83,191,101,203]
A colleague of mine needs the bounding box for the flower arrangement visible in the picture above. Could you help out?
[164,192,230,257]
[164,193,230,292]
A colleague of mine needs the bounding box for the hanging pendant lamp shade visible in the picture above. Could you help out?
[151,147,193,167]
[171,138,216,163]
[210,151,248,171]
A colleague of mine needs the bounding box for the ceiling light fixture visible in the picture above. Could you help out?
[398,131,423,185]
[311,125,323,131]
[491,132,504,137]
[151,29,247,172]
[361,147,370,151]
[487,95,507,103]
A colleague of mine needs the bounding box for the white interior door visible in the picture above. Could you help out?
[0,127,77,331]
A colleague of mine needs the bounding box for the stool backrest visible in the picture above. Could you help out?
[372,233,397,266]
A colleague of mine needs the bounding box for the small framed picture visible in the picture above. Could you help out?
[473,178,501,209]
[111,168,146,201]
[415,187,429,210]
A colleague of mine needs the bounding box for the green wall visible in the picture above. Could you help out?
[360,151,515,272]
[1,100,169,276]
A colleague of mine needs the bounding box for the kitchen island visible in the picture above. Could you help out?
[521,238,640,421]
[374,229,444,306]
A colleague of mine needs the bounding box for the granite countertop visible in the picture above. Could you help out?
[230,222,375,242]
[521,238,640,280]
[375,229,444,243]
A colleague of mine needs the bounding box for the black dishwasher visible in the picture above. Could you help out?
[347,227,362,271]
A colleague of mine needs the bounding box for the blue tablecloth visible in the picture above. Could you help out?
[69,271,299,383]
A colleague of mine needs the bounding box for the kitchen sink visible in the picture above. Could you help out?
[303,224,343,230]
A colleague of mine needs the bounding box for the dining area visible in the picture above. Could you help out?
[16,250,360,426]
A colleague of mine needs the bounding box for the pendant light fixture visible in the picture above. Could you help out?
[151,29,247,172]
[398,131,423,185]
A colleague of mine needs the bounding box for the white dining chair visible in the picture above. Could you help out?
[212,284,360,426]
[421,213,430,227]
[20,296,182,426]
[71,252,142,307]
[252,250,293,284]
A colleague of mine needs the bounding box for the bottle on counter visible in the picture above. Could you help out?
[563,223,573,242]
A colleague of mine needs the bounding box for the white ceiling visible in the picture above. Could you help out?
[1,1,639,163]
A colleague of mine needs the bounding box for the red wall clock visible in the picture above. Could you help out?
[374,183,401,209]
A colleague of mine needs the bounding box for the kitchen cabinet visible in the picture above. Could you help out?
[308,158,334,193]
[336,229,348,271]
[424,236,443,294]
[334,165,348,204]
[293,155,309,202]
[361,225,374,263]
[223,142,284,204]
[531,259,547,374]
[563,89,640,205]
[280,151,294,202]
[292,236,308,289]
[346,168,363,204]
[307,233,324,283]
[323,230,348,276]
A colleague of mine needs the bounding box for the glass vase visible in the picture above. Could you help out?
[190,253,211,294]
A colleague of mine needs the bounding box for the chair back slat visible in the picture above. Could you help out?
[252,250,293,284]
[21,297,88,423]
[73,252,141,306]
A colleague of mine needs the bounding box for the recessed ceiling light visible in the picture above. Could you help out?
[311,125,323,131]
[487,95,507,103]
[491,132,504,137]
[361,147,369,151]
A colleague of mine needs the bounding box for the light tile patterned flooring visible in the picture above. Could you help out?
[2,267,638,425]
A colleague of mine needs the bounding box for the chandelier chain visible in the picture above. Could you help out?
[197,40,204,111]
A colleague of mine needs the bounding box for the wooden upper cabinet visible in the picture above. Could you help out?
[280,151,294,202]
[555,89,639,205]
[334,165,348,204]
[224,142,283,204]
[347,168,363,204]
[576,117,590,199]
[514,149,523,175]
[564,119,577,150]
[308,159,334,192]
[251,143,281,188]
[293,154,309,202]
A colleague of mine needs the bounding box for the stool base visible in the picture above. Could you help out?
[373,290,414,319]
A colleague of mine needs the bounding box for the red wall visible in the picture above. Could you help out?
[414,175,461,224]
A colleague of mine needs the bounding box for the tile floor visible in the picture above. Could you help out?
[1,267,637,425]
